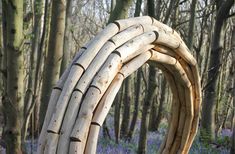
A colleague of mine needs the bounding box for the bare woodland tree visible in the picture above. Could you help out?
[22,0,45,143]
[201,0,234,141]
[230,25,235,154]
[0,0,234,153]
[39,0,67,128]
[2,0,25,153]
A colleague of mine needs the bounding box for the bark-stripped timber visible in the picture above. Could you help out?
[157,65,186,153]
[153,61,192,153]
[70,87,100,141]
[71,54,122,139]
[153,64,181,154]
[57,30,152,153]
[92,74,124,125]
[77,25,144,93]
[57,26,147,153]
[86,51,153,152]
[44,49,84,133]
[38,16,201,154]
[87,51,152,153]
[164,74,181,154]
[114,16,153,31]
[37,89,61,154]
[180,86,193,153]
[171,84,186,152]
[154,45,195,85]
[119,51,153,77]
[159,45,200,152]
[153,49,194,153]
[47,23,120,133]
[185,66,201,153]
[56,91,83,154]
[86,73,124,153]
[110,24,144,45]
[85,125,100,154]
[37,48,86,153]
[115,31,158,62]
[154,45,176,57]
[144,24,196,66]
[150,50,192,88]
[47,65,83,133]
[56,48,86,87]
[48,23,152,133]
[44,133,59,154]
[69,141,84,154]
[153,45,196,92]
[161,65,193,151]
[76,23,119,70]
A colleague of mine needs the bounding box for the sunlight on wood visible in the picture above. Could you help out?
[37,16,201,154]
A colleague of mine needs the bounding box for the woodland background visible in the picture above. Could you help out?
[0,0,235,153]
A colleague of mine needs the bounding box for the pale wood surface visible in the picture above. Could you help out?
[38,16,201,154]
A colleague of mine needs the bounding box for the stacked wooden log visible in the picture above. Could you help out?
[37,16,201,154]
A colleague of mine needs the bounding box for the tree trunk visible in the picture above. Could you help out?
[138,66,157,154]
[163,0,174,24]
[137,1,157,153]
[187,0,197,51]
[155,0,162,21]
[201,0,234,141]
[149,95,158,131]
[120,76,132,139]
[108,0,133,143]
[108,0,132,23]
[0,10,3,102]
[114,87,122,143]
[134,0,142,17]
[2,0,25,153]
[171,0,180,29]
[39,0,66,128]
[60,0,73,74]
[126,0,143,141]
[230,25,235,154]
[155,77,166,131]
[22,0,44,143]
[111,0,116,14]
[127,69,142,140]
[147,0,155,17]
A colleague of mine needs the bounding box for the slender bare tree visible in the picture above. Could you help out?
[201,0,234,141]
[2,0,25,153]
[39,0,67,129]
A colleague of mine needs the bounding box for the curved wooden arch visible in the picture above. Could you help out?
[37,16,201,154]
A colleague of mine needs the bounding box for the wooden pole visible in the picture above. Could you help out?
[37,16,202,154]
[37,48,85,154]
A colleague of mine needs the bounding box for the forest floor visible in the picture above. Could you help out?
[96,115,231,154]
[0,114,232,154]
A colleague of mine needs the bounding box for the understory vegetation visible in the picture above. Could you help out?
[10,115,231,154]
[97,115,231,154]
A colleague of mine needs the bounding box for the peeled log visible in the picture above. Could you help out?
[71,54,122,140]
[114,16,153,31]
[69,141,84,154]
[92,73,124,125]
[116,31,158,62]
[77,24,144,93]
[38,16,201,154]
[86,73,124,153]
[85,125,100,154]
[44,133,59,154]
[37,48,86,154]
[57,91,83,154]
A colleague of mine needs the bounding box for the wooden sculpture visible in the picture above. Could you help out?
[37,16,201,154]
